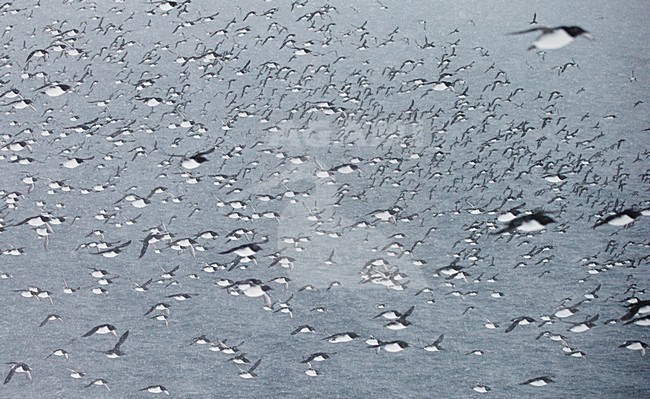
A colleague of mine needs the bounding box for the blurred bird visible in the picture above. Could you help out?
[509,26,593,50]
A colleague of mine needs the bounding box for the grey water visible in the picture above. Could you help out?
[0,0,648,398]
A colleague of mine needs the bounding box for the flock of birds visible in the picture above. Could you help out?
[0,0,648,397]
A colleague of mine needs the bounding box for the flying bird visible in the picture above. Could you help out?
[593,209,647,228]
[4,363,32,384]
[99,330,129,358]
[493,211,555,234]
[509,26,593,50]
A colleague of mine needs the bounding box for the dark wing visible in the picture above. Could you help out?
[622,301,648,320]
[139,234,153,258]
[219,245,240,255]
[508,203,527,213]
[290,326,302,335]
[227,258,242,271]
[40,315,54,327]
[113,330,129,350]
[592,214,618,228]
[505,320,519,333]
[492,224,515,235]
[220,242,253,255]
[373,311,385,319]
[13,217,35,227]
[248,359,261,373]
[433,334,444,346]
[402,305,415,318]
[4,366,15,384]
[508,27,551,35]
[116,240,132,250]
[196,147,216,157]
[82,325,100,337]
[147,186,167,198]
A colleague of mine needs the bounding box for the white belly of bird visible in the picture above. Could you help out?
[386,323,407,330]
[530,380,548,387]
[485,322,497,329]
[544,175,564,184]
[63,159,81,169]
[181,159,201,169]
[570,324,589,333]
[534,30,574,50]
[36,227,49,236]
[235,248,256,257]
[243,286,264,297]
[132,199,147,208]
[432,82,452,91]
[555,308,575,318]
[337,165,355,174]
[517,220,545,232]
[383,343,405,352]
[45,86,66,97]
[609,214,634,226]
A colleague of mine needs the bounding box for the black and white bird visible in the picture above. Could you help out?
[509,26,593,50]
[521,376,555,387]
[181,147,216,170]
[385,305,415,330]
[621,300,650,321]
[423,334,445,352]
[4,362,32,384]
[100,330,129,358]
[368,340,409,353]
[238,359,261,379]
[593,209,648,228]
[505,316,536,333]
[619,340,648,356]
[493,212,555,234]
[219,242,264,258]
[139,385,170,395]
[82,324,118,338]
[324,332,360,343]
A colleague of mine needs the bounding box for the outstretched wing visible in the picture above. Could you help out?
[508,27,551,35]
[402,305,415,318]
[505,320,519,333]
[4,366,15,384]
[82,325,100,337]
[113,330,130,350]
[261,293,273,309]
[139,234,153,258]
[248,359,261,373]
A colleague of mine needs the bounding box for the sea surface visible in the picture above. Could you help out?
[0,1,648,398]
